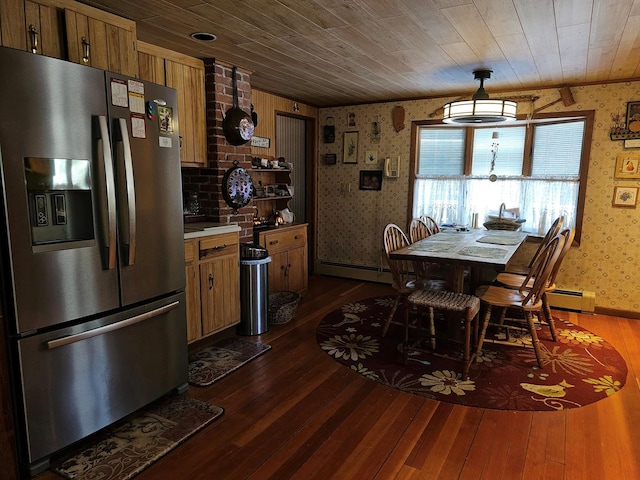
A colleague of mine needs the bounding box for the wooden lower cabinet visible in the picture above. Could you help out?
[184,231,240,344]
[256,224,308,295]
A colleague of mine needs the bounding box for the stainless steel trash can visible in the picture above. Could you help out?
[238,244,271,335]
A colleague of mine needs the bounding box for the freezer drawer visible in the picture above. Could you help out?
[15,292,187,471]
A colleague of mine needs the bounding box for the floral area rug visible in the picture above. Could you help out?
[51,394,223,480]
[316,296,627,411]
[188,337,271,387]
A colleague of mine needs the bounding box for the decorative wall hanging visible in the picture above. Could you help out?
[323,125,335,143]
[359,170,382,190]
[222,66,254,145]
[626,101,640,132]
[348,112,356,127]
[392,106,405,132]
[222,160,253,213]
[610,101,640,141]
[365,149,378,165]
[250,136,270,148]
[324,153,337,165]
[343,132,358,164]
[614,152,640,179]
[371,120,380,142]
[612,186,638,207]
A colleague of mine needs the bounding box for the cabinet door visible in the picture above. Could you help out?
[24,0,63,57]
[268,250,289,293]
[166,59,206,166]
[286,246,307,294]
[137,48,165,84]
[65,6,137,76]
[0,0,63,57]
[200,255,240,336]
[184,241,201,343]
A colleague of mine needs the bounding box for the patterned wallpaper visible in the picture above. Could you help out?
[317,82,640,313]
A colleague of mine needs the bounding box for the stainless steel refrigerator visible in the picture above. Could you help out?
[0,46,187,475]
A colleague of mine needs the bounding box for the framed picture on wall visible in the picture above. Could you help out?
[626,101,640,132]
[359,170,382,190]
[365,149,378,165]
[343,132,358,164]
[614,152,640,179]
[612,186,638,207]
[324,153,337,165]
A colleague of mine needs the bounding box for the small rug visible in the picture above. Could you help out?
[316,296,627,411]
[188,337,271,387]
[51,394,223,480]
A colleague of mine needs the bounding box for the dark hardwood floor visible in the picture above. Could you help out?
[41,275,640,479]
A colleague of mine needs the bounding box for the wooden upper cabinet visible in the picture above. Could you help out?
[0,0,136,75]
[24,0,63,57]
[0,0,64,58]
[166,59,207,167]
[64,4,137,76]
[137,41,206,167]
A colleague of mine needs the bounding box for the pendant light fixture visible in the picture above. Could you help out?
[442,70,517,124]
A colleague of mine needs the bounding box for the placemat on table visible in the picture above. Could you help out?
[457,246,508,259]
[409,242,455,252]
[476,234,522,245]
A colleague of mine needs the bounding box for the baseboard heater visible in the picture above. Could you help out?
[316,260,391,284]
[546,289,595,313]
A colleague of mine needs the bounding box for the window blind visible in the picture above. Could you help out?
[471,126,526,176]
[417,128,465,175]
[531,120,584,176]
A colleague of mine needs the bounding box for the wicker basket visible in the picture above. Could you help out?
[268,291,301,325]
[483,219,522,231]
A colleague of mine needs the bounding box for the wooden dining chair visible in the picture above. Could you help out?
[474,234,564,367]
[419,215,441,234]
[409,218,432,243]
[494,228,575,341]
[404,289,480,379]
[506,215,564,275]
[408,218,435,283]
[382,223,431,337]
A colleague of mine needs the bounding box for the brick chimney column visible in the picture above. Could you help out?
[182,59,254,241]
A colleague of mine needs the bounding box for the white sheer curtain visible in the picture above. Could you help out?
[414,176,578,234]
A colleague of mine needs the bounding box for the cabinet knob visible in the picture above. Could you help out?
[269,240,279,245]
[208,273,214,290]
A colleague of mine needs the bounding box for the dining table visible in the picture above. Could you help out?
[389,229,528,293]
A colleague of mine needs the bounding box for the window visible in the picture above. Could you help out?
[411,112,593,241]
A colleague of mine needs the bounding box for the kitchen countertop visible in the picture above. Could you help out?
[183,222,241,239]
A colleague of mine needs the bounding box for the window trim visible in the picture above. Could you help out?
[408,110,595,244]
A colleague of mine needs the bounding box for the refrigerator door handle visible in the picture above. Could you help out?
[98,115,117,270]
[45,301,180,349]
[116,117,137,266]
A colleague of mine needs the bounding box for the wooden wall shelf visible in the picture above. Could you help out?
[610,132,640,140]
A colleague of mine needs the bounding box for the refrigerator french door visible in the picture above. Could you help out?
[0,46,187,475]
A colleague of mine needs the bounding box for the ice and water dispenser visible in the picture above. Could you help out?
[25,157,94,247]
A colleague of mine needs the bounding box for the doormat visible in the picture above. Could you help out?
[51,394,223,480]
[316,296,627,411]
[188,337,271,387]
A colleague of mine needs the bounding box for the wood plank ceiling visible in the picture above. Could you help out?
[79,0,640,107]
